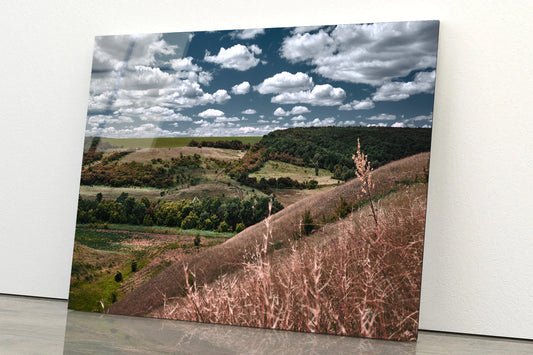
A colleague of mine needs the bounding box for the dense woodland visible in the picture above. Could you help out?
[77,193,283,233]
[230,126,432,181]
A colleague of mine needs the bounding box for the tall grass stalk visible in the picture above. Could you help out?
[353,138,378,227]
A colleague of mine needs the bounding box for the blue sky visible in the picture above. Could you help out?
[86,21,439,138]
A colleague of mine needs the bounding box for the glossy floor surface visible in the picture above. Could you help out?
[1,294,532,354]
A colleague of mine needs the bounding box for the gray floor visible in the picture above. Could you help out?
[1,294,532,354]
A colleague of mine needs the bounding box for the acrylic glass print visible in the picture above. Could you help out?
[69,21,439,341]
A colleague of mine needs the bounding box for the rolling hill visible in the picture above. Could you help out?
[108,152,430,320]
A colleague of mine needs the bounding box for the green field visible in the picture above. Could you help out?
[92,136,262,150]
[249,160,338,185]
[69,224,234,312]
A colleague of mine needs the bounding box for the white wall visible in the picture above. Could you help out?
[1,0,532,340]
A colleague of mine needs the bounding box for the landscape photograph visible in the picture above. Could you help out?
[69,21,439,341]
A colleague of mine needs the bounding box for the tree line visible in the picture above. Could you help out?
[77,193,283,233]
[188,139,251,150]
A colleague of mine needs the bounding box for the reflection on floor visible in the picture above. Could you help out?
[1,294,532,354]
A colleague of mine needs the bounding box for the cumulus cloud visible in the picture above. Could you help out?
[292,117,336,127]
[87,115,134,126]
[214,116,240,123]
[86,122,184,138]
[367,113,397,121]
[281,21,439,86]
[339,98,375,111]
[365,122,389,127]
[183,121,283,137]
[274,105,311,116]
[231,81,251,95]
[232,28,265,39]
[92,34,177,72]
[255,71,314,94]
[373,70,436,101]
[170,57,213,85]
[204,44,262,71]
[113,107,192,122]
[395,113,433,127]
[198,109,225,118]
[212,89,231,103]
[273,107,288,116]
[170,57,201,72]
[291,115,307,121]
[291,26,324,34]
[242,108,256,115]
[271,84,346,106]
[339,120,357,126]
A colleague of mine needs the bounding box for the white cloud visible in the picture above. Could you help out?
[366,123,389,127]
[339,120,357,126]
[114,107,192,122]
[170,57,213,86]
[213,89,231,103]
[281,30,335,63]
[271,84,346,106]
[367,113,397,121]
[291,26,324,34]
[255,72,314,94]
[391,122,405,128]
[339,98,375,111]
[242,108,256,115]
[257,119,269,124]
[87,115,134,126]
[290,105,311,115]
[204,44,262,71]
[396,113,433,127]
[92,33,177,71]
[86,122,184,138]
[281,21,439,86]
[232,28,265,39]
[292,117,336,128]
[214,116,240,123]
[273,107,288,116]
[198,109,225,118]
[373,70,436,101]
[231,81,251,95]
[170,57,201,72]
[291,115,307,121]
[183,121,283,137]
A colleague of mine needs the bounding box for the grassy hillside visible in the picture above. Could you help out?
[108,152,430,325]
[157,183,427,340]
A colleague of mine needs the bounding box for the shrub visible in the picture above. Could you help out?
[114,272,123,282]
[301,210,315,236]
[193,235,201,247]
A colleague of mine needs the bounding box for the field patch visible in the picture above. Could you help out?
[249,160,338,185]
[69,225,233,312]
[119,146,245,163]
[95,136,262,150]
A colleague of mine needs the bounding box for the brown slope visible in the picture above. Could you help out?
[108,152,430,317]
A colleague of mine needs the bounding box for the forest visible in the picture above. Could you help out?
[77,193,283,233]
[230,126,432,181]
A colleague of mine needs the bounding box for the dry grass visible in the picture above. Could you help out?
[157,183,426,340]
[108,152,430,327]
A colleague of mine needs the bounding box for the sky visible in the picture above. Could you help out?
[86,21,439,138]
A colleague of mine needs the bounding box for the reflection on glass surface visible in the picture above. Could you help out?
[64,310,416,354]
